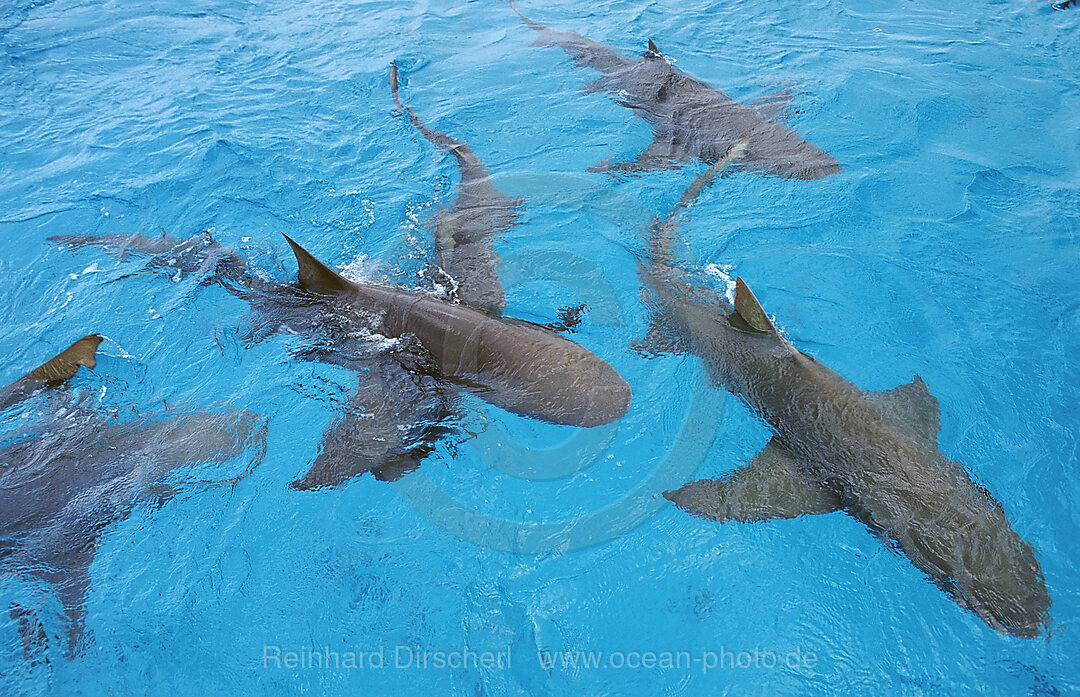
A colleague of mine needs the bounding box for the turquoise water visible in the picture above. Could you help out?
[2,0,1079,693]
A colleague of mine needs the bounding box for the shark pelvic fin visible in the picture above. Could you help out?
[664,437,842,522]
[631,316,687,357]
[588,138,692,176]
[26,335,103,383]
[872,375,941,442]
[282,234,352,294]
[732,278,775,332]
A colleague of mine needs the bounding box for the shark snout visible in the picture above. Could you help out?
[576,369,632,428]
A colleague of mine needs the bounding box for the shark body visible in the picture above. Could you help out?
[0,336,265,656]
[49,66,630,491]
[644,148,1050,637]
[511,1,840,180]
[390,62,521,315]
[50,233,630,489]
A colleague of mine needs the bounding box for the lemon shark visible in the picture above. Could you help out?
[50,225,631,491]
[0,336,266,657]
[390,62,521,315]
[510,0,840,180]
[642,145,1050,637]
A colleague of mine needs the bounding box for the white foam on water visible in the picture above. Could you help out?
[338,253,380,284]
[68,262,101,280]
[704,263,737,304]
[347,327,401,353]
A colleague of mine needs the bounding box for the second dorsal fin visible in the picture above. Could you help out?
[733,278,775,332]
[282,234,352,294]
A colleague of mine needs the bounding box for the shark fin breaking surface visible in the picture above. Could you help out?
[733,278,775,333]
[26,335,102,383]
[282,234,353,295]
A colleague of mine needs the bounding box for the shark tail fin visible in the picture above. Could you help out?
[26,335,103,383]
[282,234,352,294]
[733,278,775,333]
[389,62,404,108]
[510,0,548,33]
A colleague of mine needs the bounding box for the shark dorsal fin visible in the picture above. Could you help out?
[282,234,352,294]
[26,335,103,383]
[873,375,941,442]
[645,38,662,59]
[733,278,775,332]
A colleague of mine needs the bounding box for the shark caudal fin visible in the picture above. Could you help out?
[509,0,548,33]
[26,335,103,383]
[389,62,405,109]
[281,234,353,294]
[730,278,775,333]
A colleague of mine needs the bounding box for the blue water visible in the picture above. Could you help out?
[2,0,1078,693]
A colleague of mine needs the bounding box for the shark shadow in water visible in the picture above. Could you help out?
[0,335,267,658]
[510,0,840,180]
[638,143,1050,637]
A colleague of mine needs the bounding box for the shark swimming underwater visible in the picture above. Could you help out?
[0,336,266,657]
[510,0,840,180]
[390,62,521,315]
[639,144,1050,637]
[275,232,631,484]
[48,66,630,492]
[51,231,630,490]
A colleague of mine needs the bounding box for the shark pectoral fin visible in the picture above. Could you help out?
[588,137,692,176]
[631,316,687,357]
[48,232,181,259]
[871,375,942,442]
[730,277,775,333]
[664,437,842,522]
[281,234,353,295]
[292,400,399,490]
[290,358,453,491]
[53,572,90,657]
[35,534,97,657]
[236,313,282,349]
[553,303,587,333]
[370,459,423,482]
[530,303,588,334]
[139,483,180,508]
[581,75,614,95]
